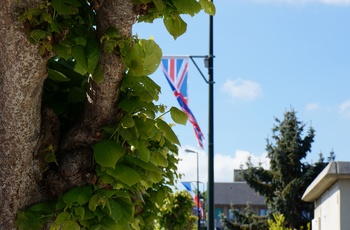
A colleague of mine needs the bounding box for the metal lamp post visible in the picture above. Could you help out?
[185,149,201,230]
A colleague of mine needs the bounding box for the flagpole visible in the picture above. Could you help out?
[207,4,215,230]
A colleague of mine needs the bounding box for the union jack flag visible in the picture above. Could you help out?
[161,56,204,148]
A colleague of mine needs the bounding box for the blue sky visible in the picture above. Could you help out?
[133,0,350,185]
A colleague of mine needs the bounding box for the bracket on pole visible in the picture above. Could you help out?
[189,55,215,84]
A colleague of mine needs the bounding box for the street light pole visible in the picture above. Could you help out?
[185,149,201,230]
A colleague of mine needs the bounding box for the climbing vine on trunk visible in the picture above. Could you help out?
[3,0,216,229]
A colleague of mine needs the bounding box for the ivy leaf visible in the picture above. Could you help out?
[86,37,100,74]
[121,115,135,129]
[48,68,71,82]
[106,165,141,187]
[30,29,49,43]
[62,220,80,230]
[156,119,180,145]
[126,155,161,173]
[89,194,104,212]
[199,0,216,15]
[106,199,123,223]
[123,39,162,76]
[170,107,187,125]
[140,39,162,75]
[51,0,81,15]
[138,143,151,162]
[163,15,187,39]
[151,151,169,167]
[62,186,92,206]
[173,0,201,16]
[153,0,166,10]
[74,207,85,221]
[93,140,125,168]
[148,171,163,183]
[72,45,88,75]
[92,64,104,83]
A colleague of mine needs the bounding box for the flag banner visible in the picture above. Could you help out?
[181,181,203,218]
[161,56,205,148]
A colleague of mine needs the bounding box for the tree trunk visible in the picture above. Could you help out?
[0,0,136,228]
[0,0,48,229]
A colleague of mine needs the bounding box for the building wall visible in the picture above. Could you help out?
[339,179,350,230]
[313,182,340,230]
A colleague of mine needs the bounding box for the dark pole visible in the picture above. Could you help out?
[207,3,215,230]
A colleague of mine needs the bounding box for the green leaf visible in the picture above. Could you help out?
[89,194,105,211]
[139,39,162,75]
[53,212,70,225]
[16,211,44,230]
[156,119,180,145]
[106,165,141,187]
[170,107,187,125]
[48,68,71,82]
[163,15,187,39]
[121,115,135,129]
[139,144,151,162]
[74,207,85,221]
[123,39,162,76]
[106,199,123,223]
[72,45,88,75]
[28,202,56,213]
[199,0,216,15]
[62,220,80,230]
[151,151,169,167]
[126,155,161,173]
[173,0,201,16]
[30,29,49,43]
[86,37,100,74]
[62,186,92,206]
[93,140,125,168]
[153,0,166,10]
[51,0,81,15]
[92,64,104,83]
[148,171,163,183]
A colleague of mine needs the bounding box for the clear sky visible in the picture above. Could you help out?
[133,0,350,187]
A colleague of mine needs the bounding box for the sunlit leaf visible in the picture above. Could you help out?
[170,107,187,125]
[93,140,125,168]
[106,165,141,187]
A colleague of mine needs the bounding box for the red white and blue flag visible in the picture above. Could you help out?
[161,56,205,148]
[181,182,203,218]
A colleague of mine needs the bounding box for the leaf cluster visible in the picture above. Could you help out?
[16,0,214,228]
[156,190,197,230]
[132,0,216,39]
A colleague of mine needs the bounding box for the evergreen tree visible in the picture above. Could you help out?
[240,109,334,229]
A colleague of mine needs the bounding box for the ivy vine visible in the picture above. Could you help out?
[16,0,215,229]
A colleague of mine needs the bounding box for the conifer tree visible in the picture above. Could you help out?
[241,109,333,229]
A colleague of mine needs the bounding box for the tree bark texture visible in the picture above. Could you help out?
[62,0,136,150]
[0,0,48,229]
[0,0,137,228]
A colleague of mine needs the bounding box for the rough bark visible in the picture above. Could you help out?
[0,0,48,229]
[61,0,136,151]
[0,0,137,228]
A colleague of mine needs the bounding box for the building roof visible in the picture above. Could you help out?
[302,161,350,202]
[214,182,266,206]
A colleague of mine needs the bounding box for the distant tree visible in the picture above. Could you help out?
[157,190,197,230]
[220,203,268,230]
[240,109,334,229]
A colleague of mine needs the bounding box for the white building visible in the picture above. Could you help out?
[302,161,350,230]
